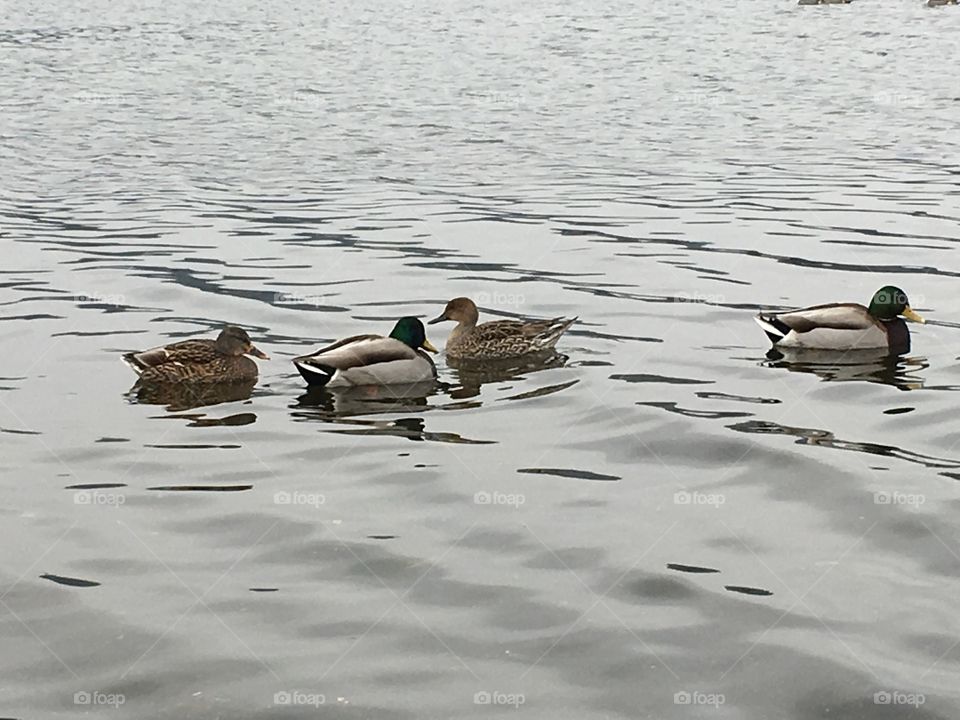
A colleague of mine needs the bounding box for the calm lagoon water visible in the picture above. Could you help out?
[2,0,960,718]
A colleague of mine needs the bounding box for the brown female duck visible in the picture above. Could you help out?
[123,326,268,382]
[428,297,576,361]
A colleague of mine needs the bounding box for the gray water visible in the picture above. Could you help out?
[3,0,960,717]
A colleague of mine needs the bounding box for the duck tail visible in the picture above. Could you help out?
[122,352,145,375]
[538,316,577,350]
[754,314,790,345]
[293,357,337,387]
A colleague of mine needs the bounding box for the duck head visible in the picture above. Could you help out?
[868,286,925,324]
[390,317,438,353]
[216,326,270,359]
[428,297,480,327]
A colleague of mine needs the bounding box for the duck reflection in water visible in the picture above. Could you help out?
[447,350,570,400]
[128,379,258,411]
[762,348,928,391]
[293,381,437,418]
[292,383,493,444]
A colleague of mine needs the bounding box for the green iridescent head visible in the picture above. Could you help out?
[867,286,925,323]
[389,317,438,353]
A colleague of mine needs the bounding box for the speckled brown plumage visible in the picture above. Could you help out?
[428,297,576,361]
[123,326,268,383]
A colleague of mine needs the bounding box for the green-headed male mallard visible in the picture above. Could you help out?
[428,297,576,361]
[123,325,269,383]
[293,316,438,387]
[755,286,925,351]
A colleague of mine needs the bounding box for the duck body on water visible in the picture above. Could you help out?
[427,297,577,362]
[292,317,438,388]
[754,286,925,352]
[122,326,269,383]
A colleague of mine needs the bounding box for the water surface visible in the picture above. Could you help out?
[2,0,960,717]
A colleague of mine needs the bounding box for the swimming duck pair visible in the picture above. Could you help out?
[292,298,576,387]
[122,287,926,387]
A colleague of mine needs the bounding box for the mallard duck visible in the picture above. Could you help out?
[123,326,268,382]
[927,0,957,6]
[798,0,851,4]
[293,317,438,387]
[755,286,925,351]
[427,297,576,361]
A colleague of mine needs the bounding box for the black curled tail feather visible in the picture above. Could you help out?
[754,314,791,345]
[293,359,336,387]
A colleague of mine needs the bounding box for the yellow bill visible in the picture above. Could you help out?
[901,307,925,324]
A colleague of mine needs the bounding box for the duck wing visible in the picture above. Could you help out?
[474,317,576,351]
[123,339,219,374]
[293,334,420,385]
[764,303,874,332]
[524,316,577,347]
[754,303,877,345]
